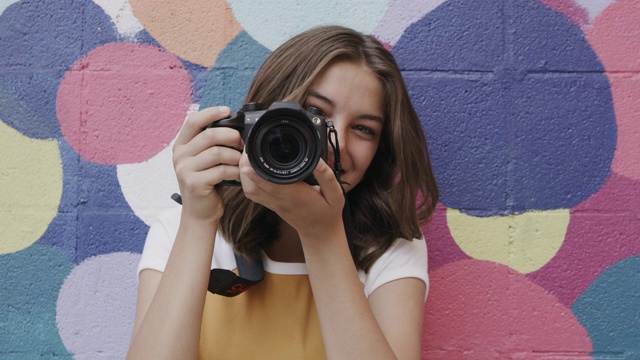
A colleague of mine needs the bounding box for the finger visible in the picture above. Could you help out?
[238,153,261,190]
[238,153,283,201]
[208,164,242,184]
[190,145,243,172]
[174,146,241,185]
[180,127,244,158]
[238,153,290,193]
[174,106,231,147]
[185,165,242,190]
[314,160,344,206]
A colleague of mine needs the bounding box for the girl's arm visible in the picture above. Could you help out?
[128,216,218,360]
[127,106,243,359]
[240,158,425,359]
[300,219,425,360]
[368,277,426,359]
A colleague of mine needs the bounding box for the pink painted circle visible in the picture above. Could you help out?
[423,260,592,359]
[608,76,640,180]
[586,0,640,180]
[586,0,640,71]
[57,43,192,165]
[422,203,469,272]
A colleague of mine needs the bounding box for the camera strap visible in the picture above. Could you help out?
[327,121,357,261]
[169,194,264,297]
[208,252,264,297]
[170,121,355,297]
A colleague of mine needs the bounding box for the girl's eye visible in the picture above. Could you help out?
[355,125,376,137]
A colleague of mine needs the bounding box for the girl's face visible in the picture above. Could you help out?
[305,61,384,192]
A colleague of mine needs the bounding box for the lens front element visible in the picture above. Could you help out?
[246,108,322,184]
[263,126,303,166]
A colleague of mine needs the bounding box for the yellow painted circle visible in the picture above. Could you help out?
[446,208,570,273]
[0,121,63,254]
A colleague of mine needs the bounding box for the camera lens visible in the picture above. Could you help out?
[263,126,303,166]
[246,108,322,184]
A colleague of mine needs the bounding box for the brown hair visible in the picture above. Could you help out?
[218,25,439,272]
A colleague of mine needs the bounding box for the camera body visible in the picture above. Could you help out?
[205,102,328,185]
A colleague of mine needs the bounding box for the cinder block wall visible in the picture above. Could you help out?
[1,1,638,359]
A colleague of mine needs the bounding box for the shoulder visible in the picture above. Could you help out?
[359,237,429,299]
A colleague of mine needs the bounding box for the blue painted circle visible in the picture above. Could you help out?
[75,159,149,263]
[392,0,616,216]
[572,256,640,359]
[0,0,117,139]
[37,139,148,263]
[200,31,271,112]
[182,60,209,104]
[228,0,387,51]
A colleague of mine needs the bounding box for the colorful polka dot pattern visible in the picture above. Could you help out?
[0,1,638,358]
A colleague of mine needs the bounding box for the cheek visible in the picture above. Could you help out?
[355,143,379,171]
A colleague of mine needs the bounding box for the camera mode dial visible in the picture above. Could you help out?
[242,102,263,112]
[307,106,323,116]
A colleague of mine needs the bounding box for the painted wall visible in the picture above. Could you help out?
[0,0,638,359]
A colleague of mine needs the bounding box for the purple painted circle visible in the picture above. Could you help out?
[392,0,616,216]
[56,252,140,359]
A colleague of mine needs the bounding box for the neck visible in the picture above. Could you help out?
[264,220,305,263]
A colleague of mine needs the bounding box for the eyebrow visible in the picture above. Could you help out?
[308,90,384,124]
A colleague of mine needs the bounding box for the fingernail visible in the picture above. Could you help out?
[220,106,230,114]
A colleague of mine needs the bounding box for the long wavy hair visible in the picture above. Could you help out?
[218,26,439,272]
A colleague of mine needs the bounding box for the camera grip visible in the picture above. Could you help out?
[215,180,241,187]
[204,111,242,131]
[202,111,245,187]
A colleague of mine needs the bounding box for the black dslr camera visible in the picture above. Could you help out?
[205,102,328,185]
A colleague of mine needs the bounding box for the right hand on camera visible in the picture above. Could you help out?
[172,106,244,222]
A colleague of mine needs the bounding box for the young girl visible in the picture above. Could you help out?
[128,26,438,359]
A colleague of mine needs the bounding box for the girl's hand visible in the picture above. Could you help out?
[239,153,345,238]
[172,106,244,222]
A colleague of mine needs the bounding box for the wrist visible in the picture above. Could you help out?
[299,220,348,250]
[180,207,221,229]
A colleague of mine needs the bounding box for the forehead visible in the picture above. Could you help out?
[309,61,384,117]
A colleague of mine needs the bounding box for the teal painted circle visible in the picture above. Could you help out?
[200,31,271,112]
[0,245,73,357]
[572,255,640,359]
[228,0,388,50]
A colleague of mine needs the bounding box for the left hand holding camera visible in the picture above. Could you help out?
[239,153,345,238]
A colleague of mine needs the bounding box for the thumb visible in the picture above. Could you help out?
[313,160,345,207]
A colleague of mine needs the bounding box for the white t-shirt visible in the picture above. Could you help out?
[138,206,429,298]
[137,206,429,358]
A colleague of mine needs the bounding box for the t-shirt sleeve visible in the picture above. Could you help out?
[362,238,429,300]
[136,207,181,279]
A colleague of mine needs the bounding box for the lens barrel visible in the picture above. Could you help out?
[246,107,323,184]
